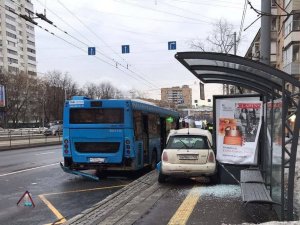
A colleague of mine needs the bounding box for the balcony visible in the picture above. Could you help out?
[284,31,300,47]
[285,0,300,13]
[283,62,300,75]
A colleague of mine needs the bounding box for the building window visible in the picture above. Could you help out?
[7,40,16,47]
[5,14,16,22]
[27,40,35,46]
[27,48,35,54]
[271,17,277,31]
[8,57,18,64]
[6,22,16,31]
[293,44,300,62]
[26,24,34,31]
[293,14,300,31]
[28,55,36,61]
[5,5,15,13]
[8,66,19,73]
[8,49,18,55]
[6,31,16,39]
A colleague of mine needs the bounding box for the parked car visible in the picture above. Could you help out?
[158,128,217,183]
[44,125,63,136]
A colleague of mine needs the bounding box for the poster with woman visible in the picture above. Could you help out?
[216,99,262,165]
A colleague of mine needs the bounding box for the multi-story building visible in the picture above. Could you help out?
[283,0,300,81]
[245,0,300,94]
[0,0,36,75]
[161,85,192,108]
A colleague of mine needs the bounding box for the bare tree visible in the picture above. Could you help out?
[1,72,38,127]
[83,81,122,99]
[190,18,235,54]
[189,18,240,95]
[43,71,79,123]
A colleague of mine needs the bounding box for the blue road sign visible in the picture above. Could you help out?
[88,47,96,55]
[168,41,176,50]
[122,45,130,54]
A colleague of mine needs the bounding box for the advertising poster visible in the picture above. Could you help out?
[216,98,262,165]
[0,85,5,108]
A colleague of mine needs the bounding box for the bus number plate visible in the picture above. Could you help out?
[89,158,105,163]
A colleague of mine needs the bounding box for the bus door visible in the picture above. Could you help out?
[160,117,167,151]
[142,114,149,164]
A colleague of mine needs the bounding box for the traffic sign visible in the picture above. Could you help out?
[168,41,176,50]
[88,47,96,55]
[122,45,130,54]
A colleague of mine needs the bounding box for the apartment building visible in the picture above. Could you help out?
[0,0,36,75]
[245,0,300,92]
[161,85,192,108]
[283,0,300,81]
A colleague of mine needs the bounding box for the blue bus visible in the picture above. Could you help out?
[62,96,179,177]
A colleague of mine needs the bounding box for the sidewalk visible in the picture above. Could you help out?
[65,170,168,225]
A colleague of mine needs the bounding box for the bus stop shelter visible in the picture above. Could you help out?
[175,52,300,221]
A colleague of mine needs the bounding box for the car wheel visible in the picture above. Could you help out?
[158,172,167,183]
[150,150,157,170]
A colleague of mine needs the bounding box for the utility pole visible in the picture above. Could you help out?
[260,0,271,65]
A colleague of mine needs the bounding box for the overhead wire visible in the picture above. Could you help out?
[34,0,93,44]
[247,0,300,17]
[114,0,213,24]
[2,4,155,88]
[56,0,159,88]
[24,0,158,88]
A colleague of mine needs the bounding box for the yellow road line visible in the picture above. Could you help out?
[39,194,66,224]
[42,184,127,196]
[168,186,201,225]
[40,184,127,225]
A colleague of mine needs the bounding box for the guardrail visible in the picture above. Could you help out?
[0,129,62,150]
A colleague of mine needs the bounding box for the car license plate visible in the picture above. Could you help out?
[89,158,105,163]
[178,154,198,160]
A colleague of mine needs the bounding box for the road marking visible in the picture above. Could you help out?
[35,151,55,155]
[41,184,127,225]
[39,195,66,224]
[43,184,127,196]
[0,163,59,177]
[168,186,201,225]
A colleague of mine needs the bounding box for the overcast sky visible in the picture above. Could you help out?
[33,0,261,99]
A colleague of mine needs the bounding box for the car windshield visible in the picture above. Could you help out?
[166,135,209,149]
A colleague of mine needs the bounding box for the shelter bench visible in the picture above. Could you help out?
[240,169,279,207]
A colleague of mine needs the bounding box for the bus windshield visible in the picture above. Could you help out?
[70,108,124,124]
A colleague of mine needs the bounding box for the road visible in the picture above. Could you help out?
[0,146,132,225]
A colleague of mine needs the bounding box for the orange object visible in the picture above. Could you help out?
[224,136,243,146]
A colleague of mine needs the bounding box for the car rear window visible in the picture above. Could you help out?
[166,135,209,149]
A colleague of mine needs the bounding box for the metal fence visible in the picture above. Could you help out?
[0,128,62,149]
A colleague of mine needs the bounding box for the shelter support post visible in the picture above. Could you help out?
[286,93,300,220]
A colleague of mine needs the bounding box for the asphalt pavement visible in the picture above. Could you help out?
[0,146,132,225]
[66,172,278,225]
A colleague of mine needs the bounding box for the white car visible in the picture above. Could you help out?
[158,128,217,183]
